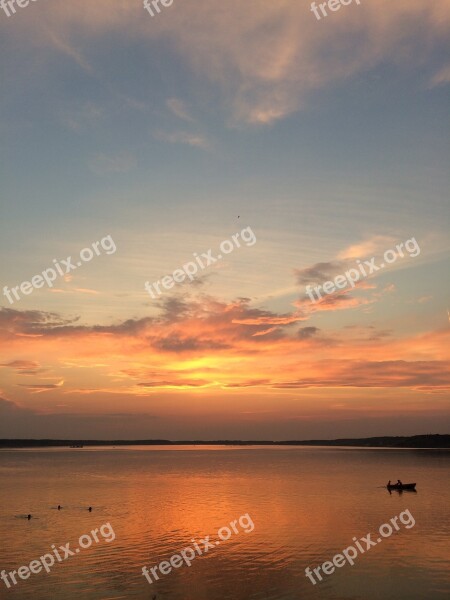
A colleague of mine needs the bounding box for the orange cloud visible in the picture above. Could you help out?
[1,297,449,409]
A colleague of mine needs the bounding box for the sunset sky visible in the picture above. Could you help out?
[0,0,449,439]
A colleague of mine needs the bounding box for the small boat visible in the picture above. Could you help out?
[387,483,416,490]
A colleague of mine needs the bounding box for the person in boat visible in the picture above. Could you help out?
[27,514,31,520]
[88,507,92,512]
[397,479,403,486]
[58,505,61,510]
[387,480,391,486]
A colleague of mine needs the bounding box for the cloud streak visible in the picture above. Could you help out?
[2,1,449,125]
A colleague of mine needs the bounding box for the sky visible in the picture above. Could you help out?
[0,0,449,440]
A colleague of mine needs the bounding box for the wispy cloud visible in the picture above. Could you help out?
[0,360,42,375]
[166,98,194,122]
[60,102,104,131]
[88,152,137,174]
[18,379,65,394]
[46,29,93,74]
[430,64,450,87]
[5,0,449,125]
[74,288,101,295]
[337,236,396,260]
[1,360,39,370]
[154,130,210,149]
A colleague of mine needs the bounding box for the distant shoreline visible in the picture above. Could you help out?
[0,434,449,449]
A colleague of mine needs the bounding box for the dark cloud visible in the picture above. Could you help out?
[0,308,80,338]
[156,297,192,321]
[297,327,320,340]
[151,334,230,353]
[138,379,210,388]
[342,326,393,342]
[1,297,299,355]
[295,288,374,314]
[295,262,346,285]
[0,360,44,376]
[188,273,213,287]
[223,379,271,388]
[0,308,155,339]
[18,383,63,390]
[271,360,450,389]
[0,360,40,369]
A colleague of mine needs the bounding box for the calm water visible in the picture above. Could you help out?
[0,446,448,600]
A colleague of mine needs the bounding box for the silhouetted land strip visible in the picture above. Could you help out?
[0,434,448,449]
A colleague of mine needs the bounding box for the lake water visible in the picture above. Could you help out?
[0,446,448,600]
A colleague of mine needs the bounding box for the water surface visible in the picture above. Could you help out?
[0,446,448,599]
